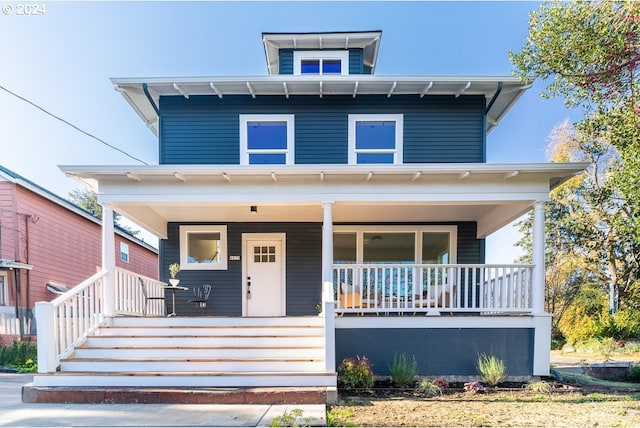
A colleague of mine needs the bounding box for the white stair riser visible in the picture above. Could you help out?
[96,327,325,337]
[33,374,336,388]
[86,336,323,348]
[60,360,325,372]
[110,317,324,328]
[75,347,325,359]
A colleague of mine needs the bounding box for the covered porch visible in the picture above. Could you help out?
[44,162,585,379]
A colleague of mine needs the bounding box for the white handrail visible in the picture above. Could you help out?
[115,267,166,316]
[36,270,107,373]
[333,263,534,315]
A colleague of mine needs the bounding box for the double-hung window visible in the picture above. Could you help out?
[120,242,129,263]
[240,115,294,165]
[293,51,349,75]
[0,273,7,306]
[348,114,403,164]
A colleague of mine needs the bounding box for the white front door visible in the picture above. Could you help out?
[243,234,286,316]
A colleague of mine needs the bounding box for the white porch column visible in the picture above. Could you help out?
[322,202,334,284]
[321,202,336,376]
[101,203,116,317]
[531,201,551,376]
[531,201,545,314]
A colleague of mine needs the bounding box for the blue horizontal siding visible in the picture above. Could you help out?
[349,49,364,74]
[159,95,485,165]
[160,222,322,317]
[336,328,534,376]
[279,49,294,75]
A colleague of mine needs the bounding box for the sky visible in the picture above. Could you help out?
[0,0,582,261]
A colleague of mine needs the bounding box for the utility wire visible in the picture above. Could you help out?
[0,83,148,165]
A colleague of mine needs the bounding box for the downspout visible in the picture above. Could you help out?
[485,81,503,116]
[142,83,161,162]
[142,83,160,116]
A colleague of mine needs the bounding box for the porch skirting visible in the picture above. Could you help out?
[335,315,543,377]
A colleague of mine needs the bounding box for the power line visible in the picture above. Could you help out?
[0,84,148,165]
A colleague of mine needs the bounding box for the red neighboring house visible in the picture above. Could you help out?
[0,165,158,345]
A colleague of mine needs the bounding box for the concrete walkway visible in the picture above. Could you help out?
[0,374,326,427]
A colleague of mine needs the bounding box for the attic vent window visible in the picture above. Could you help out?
[294,50,348,75]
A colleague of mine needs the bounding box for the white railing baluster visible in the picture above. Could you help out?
[36,268,167,373]
[331,263,533,316]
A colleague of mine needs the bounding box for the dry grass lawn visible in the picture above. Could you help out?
[329,390,640,427]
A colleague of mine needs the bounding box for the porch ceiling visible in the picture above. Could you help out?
[60,163,587,240]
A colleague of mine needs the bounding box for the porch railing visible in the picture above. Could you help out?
[333,264,533,315]
[36,270,106,373]
[36,268,168,373]
[115,267,166,316]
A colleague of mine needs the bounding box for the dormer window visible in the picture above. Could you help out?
[294,51,349,75]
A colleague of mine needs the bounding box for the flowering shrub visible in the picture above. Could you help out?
[463,381,485,394]
[338,356,374,390]
[433,378,449,390]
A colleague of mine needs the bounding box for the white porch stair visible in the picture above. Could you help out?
[31,316,336,392]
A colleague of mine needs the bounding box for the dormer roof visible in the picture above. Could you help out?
[262,31,382,75]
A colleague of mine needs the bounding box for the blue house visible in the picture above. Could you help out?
[32,31,585,403]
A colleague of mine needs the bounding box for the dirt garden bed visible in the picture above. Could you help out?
[328,378,640,427]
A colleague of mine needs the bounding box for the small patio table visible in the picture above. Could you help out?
[161,285,188,317]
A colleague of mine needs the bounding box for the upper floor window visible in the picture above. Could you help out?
[0,273,7,306]
[293,51,349,75]
[239,114,295,165]
[120,242,129,263]
[348,114,403,164]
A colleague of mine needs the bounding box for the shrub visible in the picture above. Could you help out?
[417,379,442,396]
[338,356,374,390]
[0,340,37,372]
[525,380,552,394]
[477,353,506,386]
[558,284,609,344]
[433,378,449,390]
[610,308,640,339]
[388,353,417,387]
[628,365,640,383]
[463,381,485,394]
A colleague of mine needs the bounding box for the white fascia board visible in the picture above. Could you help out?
[111,75,524,84]
[97,181,552,205]
[60,162,588,178]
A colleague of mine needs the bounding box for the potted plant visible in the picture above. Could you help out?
[168,263,181,286]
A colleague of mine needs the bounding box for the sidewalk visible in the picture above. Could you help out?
[0,374,327,427]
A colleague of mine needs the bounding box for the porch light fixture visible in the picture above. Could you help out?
[250,205,258,215]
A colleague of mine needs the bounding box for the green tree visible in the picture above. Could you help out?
[69,188,139,237]
[511,1,640,236]
[518,120,640,317]
[511,1,640,312]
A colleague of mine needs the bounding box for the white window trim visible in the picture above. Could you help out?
[348,114,404,165]
[334,225,457,264]
[239,114,295,165]
[293,50,349,76]
[120,242,130,263]
[179,225,228,271]
[0,272,8,306]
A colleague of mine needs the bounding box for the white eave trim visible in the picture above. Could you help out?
[60,162,587,185]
